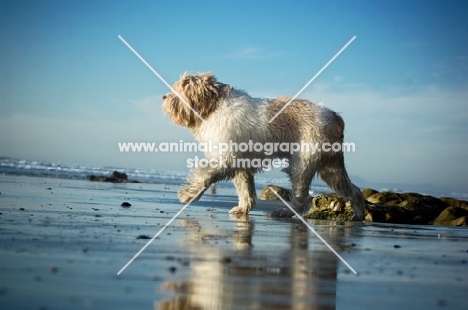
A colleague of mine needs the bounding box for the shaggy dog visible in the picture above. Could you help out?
[162,72,365,220]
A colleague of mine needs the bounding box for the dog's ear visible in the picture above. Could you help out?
[180,72,230,122]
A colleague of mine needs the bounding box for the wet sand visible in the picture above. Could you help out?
[0,175,467,309]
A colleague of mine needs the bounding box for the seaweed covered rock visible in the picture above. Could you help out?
[366,191,404,205]
[439,197,468,210]
[301,189,467,226]
[259,185,291,201]
[363,191,449,224]
[433,206,468,226]
[303,194,354,221]
[364,203,414,224]
[361,188,379,199]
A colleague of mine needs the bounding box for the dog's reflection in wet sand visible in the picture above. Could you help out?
[157,216,346,309]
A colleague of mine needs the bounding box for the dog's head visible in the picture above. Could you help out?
[162,72,231,128]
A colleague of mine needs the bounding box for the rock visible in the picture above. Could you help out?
[136,235,151,240]
[303,193,403,222]
[439,197,468,210]
[364,203,412,224]
[262,185,467,226]
[259,185,291,201]
[366,192,404,205]
[434,206,468,226]
[121,202,131,208]
[360,191,449,225]
[303,191,451,225]
[400,193,448,210]
[362,188,379,199]
[367,202,424,224]
[454,216,468,226]
[111,171,127,180]
[366,201,447,225]
[398,200,446,224]
[87,171,140,183]
[303,194,355,221]
[87,175,107,182]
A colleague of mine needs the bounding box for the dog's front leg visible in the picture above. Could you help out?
[178,166,232,204]
[229,170,256,215]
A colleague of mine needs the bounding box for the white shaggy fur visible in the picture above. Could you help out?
[162,72,365,220]
[194,89,270,159]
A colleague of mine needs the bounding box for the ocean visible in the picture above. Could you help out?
[0,156,188,185]
[0,156,333,193]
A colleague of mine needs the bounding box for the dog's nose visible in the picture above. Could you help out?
[162,95,167,100]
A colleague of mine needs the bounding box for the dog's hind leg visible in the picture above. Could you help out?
[272,157,316,217]
[318,156,365,221]
[229,170,256,215]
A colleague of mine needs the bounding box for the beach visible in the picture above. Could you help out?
[0,174,467,309]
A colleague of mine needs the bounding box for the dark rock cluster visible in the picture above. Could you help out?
[260,185,468,226]
[87,171,140,183]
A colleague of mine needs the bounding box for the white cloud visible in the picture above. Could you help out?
[220,46,283,60]
[0,109,195,170]
[130,95,163,117]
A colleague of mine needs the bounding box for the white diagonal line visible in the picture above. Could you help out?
[268,187,357,274]
[118,35,206,123]
[268,36,356,123]
[117,187,206,275]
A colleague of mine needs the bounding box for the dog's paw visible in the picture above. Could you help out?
[178,187,201,204]
[270,208,295,218]
[229,206,249,215]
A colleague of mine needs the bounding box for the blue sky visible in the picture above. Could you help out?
[1,0,467,193]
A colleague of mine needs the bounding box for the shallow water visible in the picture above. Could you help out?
[0,175,467,309]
